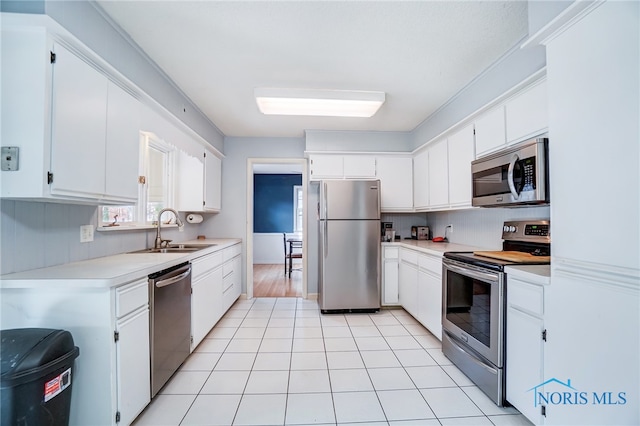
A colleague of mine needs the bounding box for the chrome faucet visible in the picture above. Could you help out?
[154,208,184,249]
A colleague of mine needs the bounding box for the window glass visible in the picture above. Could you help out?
[99,132,174,227]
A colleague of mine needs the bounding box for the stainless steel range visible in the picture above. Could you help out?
[442,220,550,406]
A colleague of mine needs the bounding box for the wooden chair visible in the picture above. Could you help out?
[283,233,303,278]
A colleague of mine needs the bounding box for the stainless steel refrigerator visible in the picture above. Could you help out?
[318,180,381,313]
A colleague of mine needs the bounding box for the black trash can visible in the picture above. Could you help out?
[1,328,80,426]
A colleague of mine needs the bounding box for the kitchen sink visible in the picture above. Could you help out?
[128,244,216,254]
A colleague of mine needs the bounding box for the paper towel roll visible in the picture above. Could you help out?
[186,214,203,224]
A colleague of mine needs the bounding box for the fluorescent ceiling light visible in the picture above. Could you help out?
[255,88,385,117]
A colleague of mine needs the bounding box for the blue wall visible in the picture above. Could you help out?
[253,174,302,233]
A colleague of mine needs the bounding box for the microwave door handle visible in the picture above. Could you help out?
[507,154,520,199]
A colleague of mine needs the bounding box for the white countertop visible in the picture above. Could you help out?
[505,264,551,285]
[382,239,490,256]
[0,238,241,289]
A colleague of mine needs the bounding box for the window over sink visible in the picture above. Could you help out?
[99,132,176,229]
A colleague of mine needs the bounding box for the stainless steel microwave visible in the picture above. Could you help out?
[471,137,549,207]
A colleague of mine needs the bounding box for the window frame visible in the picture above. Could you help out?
[98,132,175,229]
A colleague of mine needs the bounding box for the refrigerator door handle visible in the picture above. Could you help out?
[323,219,328,258]
[323,182,328,221]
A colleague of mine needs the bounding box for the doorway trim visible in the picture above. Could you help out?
[246,158,308,299]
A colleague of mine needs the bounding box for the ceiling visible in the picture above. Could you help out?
[96,1,529,138]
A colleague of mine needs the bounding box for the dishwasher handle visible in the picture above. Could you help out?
[155,269,191,288]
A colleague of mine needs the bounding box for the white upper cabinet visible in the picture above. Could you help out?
[309,155,344,179]
[343,155,376,177]
[447,124,475,207]
[1,27,140,205]
[204,150,222,211]
[376,156,413,211]
[505,79,548,143]
[427,138,449,208]
[105,82,141,203]
[176,147,222,213]
[309,154,376,179]
[50,42,109,200]
[474,105,506,157]
[413,149,429,210]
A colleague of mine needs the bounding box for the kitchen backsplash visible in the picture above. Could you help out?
[0,200,200,275]
[381,213,428,240]
[426,206,551,249]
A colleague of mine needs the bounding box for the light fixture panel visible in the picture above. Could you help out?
[255,88,385,118]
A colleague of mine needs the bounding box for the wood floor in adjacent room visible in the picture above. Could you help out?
[253,264,302,298]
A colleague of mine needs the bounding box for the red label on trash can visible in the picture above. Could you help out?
[44,368,71,402]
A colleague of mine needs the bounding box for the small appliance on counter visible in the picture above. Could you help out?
[381,222,393,238]
[411,226,430,240]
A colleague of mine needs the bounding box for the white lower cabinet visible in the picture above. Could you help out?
[399,248,419,317]
[191,243,242,350]
[191,251,224,349]
[0,277,151,425]
[505,267,548,425]
[382,246,400,305]
[417,253,443,340]
[115,279,150,426]
[396,246,443,339]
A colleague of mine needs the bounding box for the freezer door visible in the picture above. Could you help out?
[320,180,380,220]
[319,219,380,311]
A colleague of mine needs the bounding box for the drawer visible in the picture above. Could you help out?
[115,278,148,318]
[508,279,544,316]
[384,247,399,259]
[223,244,242,262]
[400,248,418,265]
[192,251,223,278]
[418,254,441,274]
[223,261,234,278]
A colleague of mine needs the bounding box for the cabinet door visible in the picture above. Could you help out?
[505,79,548,143]
[105,81,140,202]
[447,124,475,207]
[427,139,449,208]
[376,156,413,211]
[192,267,224,348]
[176,150,204,212]
[475,106,506,157]
[383,260,399,305]
[50,42,108,199]
[399,260,418,317]
[413,150,429,209]
[309,155,343,179]
[204,150,222,211]
[343,155,376,178]
[417,270,443,340]
[116,307,150,426]
[506,306,543,424]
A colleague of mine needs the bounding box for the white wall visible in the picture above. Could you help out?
[426,206,551,249]
[202,137,306,292]
[253,233,303,265]
[305,130,413,153]
[0,200,200,274]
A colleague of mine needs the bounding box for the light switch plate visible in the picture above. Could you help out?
[1,147,19,171]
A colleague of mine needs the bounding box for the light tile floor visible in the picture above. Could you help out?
[133,297,533,426]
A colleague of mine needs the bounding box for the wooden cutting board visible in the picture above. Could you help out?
[473,251,550,263]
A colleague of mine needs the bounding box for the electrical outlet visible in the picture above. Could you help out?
[80,225,94,243]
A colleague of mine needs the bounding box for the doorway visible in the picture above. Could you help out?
[246,158,308,299]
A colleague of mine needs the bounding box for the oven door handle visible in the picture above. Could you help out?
[444,261,499,283]
[507,154,520,199]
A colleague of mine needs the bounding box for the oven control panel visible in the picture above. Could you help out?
[502,220,550,243]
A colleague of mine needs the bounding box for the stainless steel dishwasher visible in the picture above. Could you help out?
[149,261,192,397]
